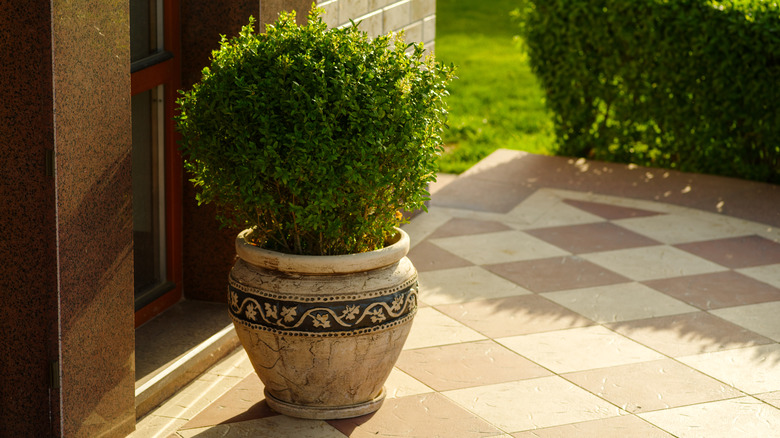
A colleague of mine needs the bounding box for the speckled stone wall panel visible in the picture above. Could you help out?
[0,2,59,436]
[262,0,312,29]
[181,0,261,89]
[179,1,312,303]
[179,0,314,302]
[51,0,135,436]
[180,0,261,302]
[181,183,240,302]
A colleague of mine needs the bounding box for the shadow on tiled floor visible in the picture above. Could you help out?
[133,150,780,438]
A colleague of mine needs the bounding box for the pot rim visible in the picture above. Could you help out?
[235,227,410,274]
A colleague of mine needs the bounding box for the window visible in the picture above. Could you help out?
[130,0,181,324]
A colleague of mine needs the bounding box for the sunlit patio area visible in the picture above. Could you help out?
[134,150,780,437]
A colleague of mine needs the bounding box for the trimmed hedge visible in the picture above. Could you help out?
[514,0,780,182]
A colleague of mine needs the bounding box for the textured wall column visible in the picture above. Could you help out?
[1,0,134,437]
[0,2,59,436]
[51,0,135,436]
[180,0,311,302]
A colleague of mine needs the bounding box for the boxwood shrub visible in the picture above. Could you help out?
[176,10,453,255]
[514,0,780,182]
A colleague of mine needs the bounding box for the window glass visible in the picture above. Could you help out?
[131,87,165,295]
[130,0,161,62]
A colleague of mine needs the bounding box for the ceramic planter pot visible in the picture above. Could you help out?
[228,228,418,419]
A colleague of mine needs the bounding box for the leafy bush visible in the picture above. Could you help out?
[514,0,780,182]
[176,9,453,255]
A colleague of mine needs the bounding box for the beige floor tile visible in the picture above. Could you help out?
[503,189,573,227]
[507,189,564,225]
[383,368,434,399]
[396,340,551,391]
[443,376,623,433]
[328,392,504,437]
[403,307,486,350]
[638,397,780,438]
[497,326,664,373]
[757,391,780,409]
[614,214,752,244]
[678,344,780,394]
[563,359,743,413]
[418,266,531,306]
[203,348,253,379]
[432,206,518,226]
[739,264,780,288]
[432,177,535,213]
[607,312,775,357]
[430,173,458,195]
[514,201,605,229]
[426,217,513,239]
[710,302,780,341]
[679,210,777,238]
[506,189,604,229]
[131,414,189,438]
[430,230,569,266]
[181,374,275,430]
[436,294,594,339]
[152,374,246,421]
[543,283,697,323]
[401,208,453,248]
[511,414,674,437]
[457,147,521,176]
[177,416,347,438]
[581,246,727,281]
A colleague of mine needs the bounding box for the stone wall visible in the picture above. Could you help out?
[316,0,436,52]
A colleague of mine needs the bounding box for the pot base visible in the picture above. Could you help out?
[264,387,386,420]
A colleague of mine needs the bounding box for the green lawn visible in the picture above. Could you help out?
[434,0,554,174]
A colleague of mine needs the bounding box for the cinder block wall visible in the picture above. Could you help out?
[316,0,436,53]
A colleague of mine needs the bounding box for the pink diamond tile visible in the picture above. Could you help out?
[427,217,513,240]
[526,222,661,254]
[327,393,503,437]
[607,312,775,357]
[563,199,664,220]
[675,235,780,269]
[644,271,780,310]
[486,256,630,293]
[395,340,551,391]
[436,294,594,338]
[407,241,473,272]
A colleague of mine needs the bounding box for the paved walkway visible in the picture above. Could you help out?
[134,150,780,437]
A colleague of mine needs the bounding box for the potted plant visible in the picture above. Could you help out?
[175,8,453,419]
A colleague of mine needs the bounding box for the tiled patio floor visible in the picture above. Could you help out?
[134,150,780,437]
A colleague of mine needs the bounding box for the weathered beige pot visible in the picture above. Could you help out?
[228,228,418,419]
